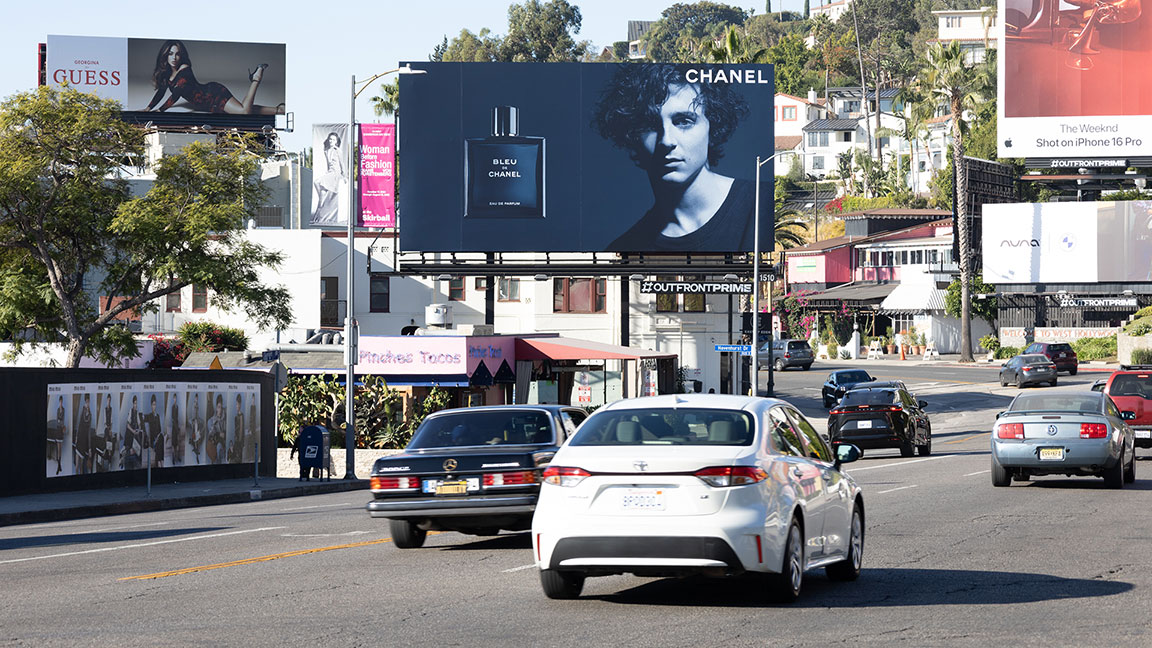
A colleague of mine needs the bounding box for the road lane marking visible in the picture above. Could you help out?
[845,455,956,472]
[86,522,171,534]
[120,531,444,581]
[501,564,537,573]
[279,503,355,511]
[876,485,918,495]
[965,470,991,476]
[943,434,987,445]
[0,527,286,566]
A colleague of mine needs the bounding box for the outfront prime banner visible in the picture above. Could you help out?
[398,62,776,254]
[982,201,1152,284]
[46,381,260,478]
[45,35,286,126]
[998,0,1152,158]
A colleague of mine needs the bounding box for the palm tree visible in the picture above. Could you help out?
[698,25,770,64]
[774,178,809,249]
[911,41,995,362]
[369,79,399,118]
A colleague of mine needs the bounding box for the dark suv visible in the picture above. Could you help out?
[1022,342,1078,375]
[828,386,932,457]
[759,339,813,371]
[1102,366,1152,450]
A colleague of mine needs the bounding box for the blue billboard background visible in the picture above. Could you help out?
[398,62,776,254]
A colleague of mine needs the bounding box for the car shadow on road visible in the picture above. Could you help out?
[440,532,532,551]
[1012,478,1152,491]
[594,567,1132,607]
[0,526,228,551]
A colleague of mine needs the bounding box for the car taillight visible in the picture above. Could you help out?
[370,476,421,492]
[483,470,538,487]
[784,352,792,358]
[694,466,768,487]
[996,423,1024,439]
[1080,423,1108,439]
[542,466,590,487]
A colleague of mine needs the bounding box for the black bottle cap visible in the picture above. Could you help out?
[492,106,519,137]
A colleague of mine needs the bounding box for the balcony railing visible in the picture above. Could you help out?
[320,299,346,328]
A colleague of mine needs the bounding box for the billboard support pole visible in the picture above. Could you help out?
[752,152,801,398]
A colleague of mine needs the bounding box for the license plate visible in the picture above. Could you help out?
[1039,447,1064,461]
[622,488,665,511]
[1136,430,1151,439]
[424,478,479,494]
[857,420,873,429]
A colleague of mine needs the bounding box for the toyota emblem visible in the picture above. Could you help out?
[443,458,458,471]
[634,460,648,471]
[1047,425,1058,436]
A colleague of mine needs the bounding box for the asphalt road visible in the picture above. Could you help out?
[2,362,1150,647]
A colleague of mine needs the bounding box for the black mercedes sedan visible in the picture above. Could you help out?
[366,404,587,547]
[822,369,875,408]
[828,385,932,457]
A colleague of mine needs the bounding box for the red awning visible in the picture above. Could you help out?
[515,337,674,361]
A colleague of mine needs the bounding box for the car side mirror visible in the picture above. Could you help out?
[834,442,861,467]
[1122,411,1136,420]
[919,400,928,409]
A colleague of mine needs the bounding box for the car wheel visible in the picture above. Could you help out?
[917,434,932,456]
[389,519,427,549]
[802,364,812,371]
[1103,456,1125,489]
[1050,379,1057,387]
[999,374,1007,387]
[825,503,863,582]
[540,569,585,599]
[991,456,1011,487]
[775,359,786,372]
[1124,451,1136,484]
[769,518,804,603]
[1070,367,1078,376]
[823,395,833,408]
[1015,374,1023,389]
[899,427,915,457]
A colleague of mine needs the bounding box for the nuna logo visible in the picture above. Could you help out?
[1000,239,1040,247]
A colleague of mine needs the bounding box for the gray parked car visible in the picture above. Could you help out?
[759,339,814,371]
[991,391,1136,488]
[999,354,1058,388]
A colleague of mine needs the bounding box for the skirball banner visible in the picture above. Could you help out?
[360,124,396,228]
[310,124,350,227]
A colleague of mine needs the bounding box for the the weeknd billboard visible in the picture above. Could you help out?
[398,62,776,254]
[44,35,285,128]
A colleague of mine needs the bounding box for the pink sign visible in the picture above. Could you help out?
[356,336,466,374]
[359,124,395,228]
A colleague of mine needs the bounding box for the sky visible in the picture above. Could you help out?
[3,0,788,153]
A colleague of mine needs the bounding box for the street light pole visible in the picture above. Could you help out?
[343,65,423,480]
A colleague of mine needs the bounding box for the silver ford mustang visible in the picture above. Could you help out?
[991,391,1136,488]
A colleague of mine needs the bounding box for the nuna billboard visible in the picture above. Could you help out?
[398,62,776,254]
[44,35,285,129]
[998,0,1152,159]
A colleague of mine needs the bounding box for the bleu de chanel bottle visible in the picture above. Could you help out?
[464,105,545,218]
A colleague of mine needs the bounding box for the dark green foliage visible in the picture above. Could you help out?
[1072,336,1116,362]
[1131,348,1152,364]
[945,274,997,326]
[176,321,249,352]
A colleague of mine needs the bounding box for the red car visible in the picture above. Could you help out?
[1023,342,1079,375]
[1102,366,1152,450]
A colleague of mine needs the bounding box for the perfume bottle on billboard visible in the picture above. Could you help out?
[464,105,545,218]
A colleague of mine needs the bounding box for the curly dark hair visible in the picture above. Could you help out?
[593,64,750,167]
[152,40,190,90]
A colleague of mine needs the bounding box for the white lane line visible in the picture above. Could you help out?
[279,503,355,511]
[502,564,537,573]
[281,531,371,538]
[0,527,286,566]
[845,454,957,472]
[876,485,918,495]
[85,521,172,534]
[965,470,991,477]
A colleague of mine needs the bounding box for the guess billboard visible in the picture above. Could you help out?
[44,35,285,128]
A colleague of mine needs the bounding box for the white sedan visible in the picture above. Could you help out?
[532,394,864,602]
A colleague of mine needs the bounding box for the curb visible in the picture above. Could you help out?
[0,479,370,527]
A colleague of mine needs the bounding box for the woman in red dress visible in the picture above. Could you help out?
[145,40,284,115]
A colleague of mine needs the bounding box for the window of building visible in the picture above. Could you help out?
[812,155,825,170]
[841,131,852,143]
[319,276,338,326]
[370,274,390,312]
[782,106,796,120]
[166,288,181,312]
[193,284,208,313]
[807,132,830,147]
[946,15,961,28]
[553,278,607,313]
[845,100,860,113]
[858,249,869,266]
[448,277,465,301]
[497,277,520,301]
[656,293,678,312]
[474,277,489,291]
[918,159,927,172]
[928,249,939,264]
[891,314,914,335]
[869,251,879,266]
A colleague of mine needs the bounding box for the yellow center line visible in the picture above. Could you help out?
[120,532,440,581]
[943,433,987,444]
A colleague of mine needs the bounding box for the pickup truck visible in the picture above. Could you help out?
[366,404,587,547]
[1102,366,1152,450]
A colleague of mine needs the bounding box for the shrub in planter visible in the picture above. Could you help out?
[1131,348,1152,365]
[995,346,1021,360]
[979,334,1000,354]
[1071,335,1117,362]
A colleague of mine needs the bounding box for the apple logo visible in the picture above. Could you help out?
[1004,138,1013,148]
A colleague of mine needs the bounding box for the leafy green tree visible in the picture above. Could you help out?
[768,33,816,96]
[440,28,504,62]
[910,41,995,361]
[177,321,249,352]
[698,24,769,63]
[0,87,291,367]
[945,274,996,326]
[502,0,591,62]
[643,2,749,62]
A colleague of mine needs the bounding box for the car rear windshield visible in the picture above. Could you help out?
[1021,354,1053,365]
[1049,344,1073,353]
[408,410,554,448]
[840,390,896,406]
[1109,374,1152,399]
[787,341,810,351]
[569,409,755,446]
[838,371,872,383]
[1009,393,1101,413]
